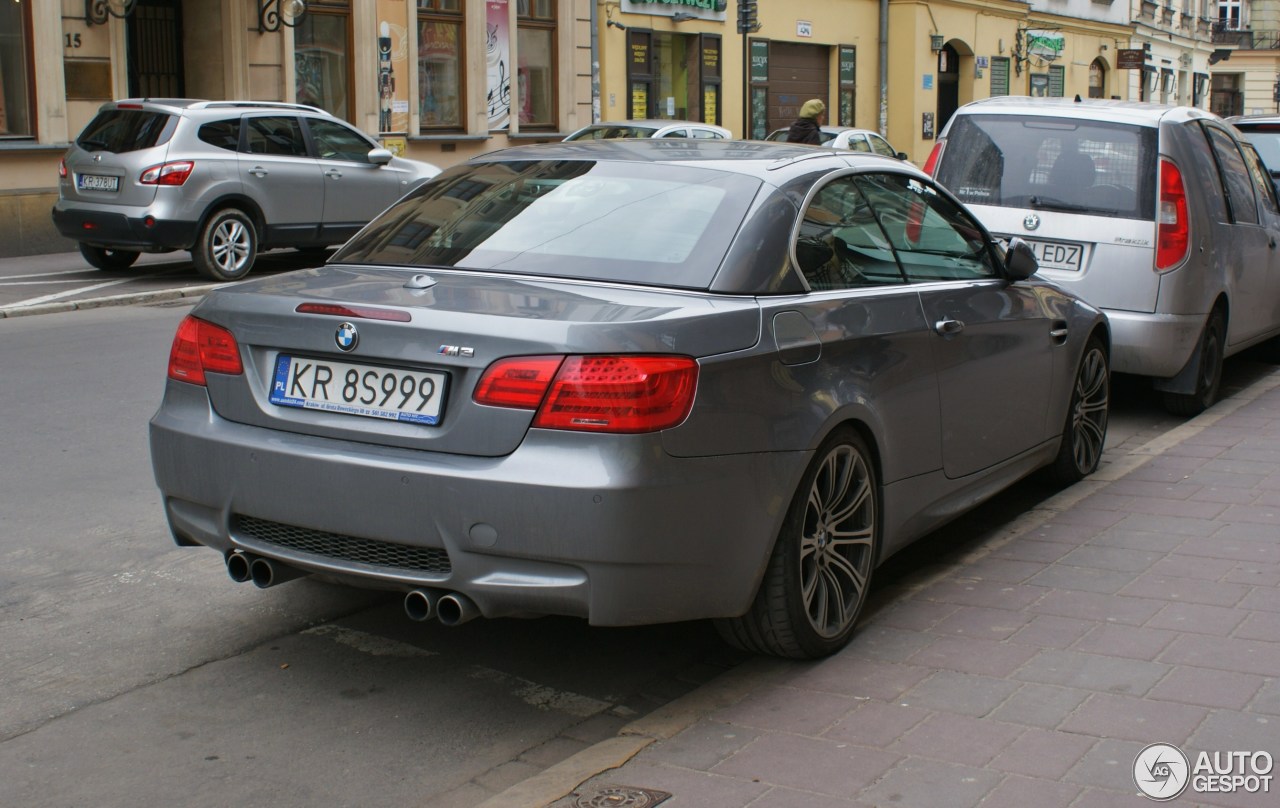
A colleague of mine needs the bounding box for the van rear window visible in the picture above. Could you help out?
[76,110,173,154]
[936,114,1158,220]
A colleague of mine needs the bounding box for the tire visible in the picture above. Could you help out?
[1162,310,1224,417]
[192,208,257,282]
[1046,336,1109,485]
[716,427,879,659]
[79,243,140,271]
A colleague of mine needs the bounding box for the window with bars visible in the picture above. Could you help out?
[418,0,465,129]
[517,0,556,127]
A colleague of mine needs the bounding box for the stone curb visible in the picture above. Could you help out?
[470,366,1280,808]
[0,284,220,318]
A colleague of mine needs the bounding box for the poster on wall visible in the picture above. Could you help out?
[486,0,511,130]
[376,0,411,134]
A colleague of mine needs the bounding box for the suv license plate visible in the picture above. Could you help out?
[269,355,447,426]
[1025,238,1084,272]
[76,174,119,192]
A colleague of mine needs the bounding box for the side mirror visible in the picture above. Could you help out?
[368,148,394,166]
[1004,237,1039,281]
[896,151,909,161]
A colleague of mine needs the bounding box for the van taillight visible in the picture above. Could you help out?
[167,315,244,385]
[474,355,698,433]
[1156,157,1189,271]
[922,141,945,177]
[59,159,67,179]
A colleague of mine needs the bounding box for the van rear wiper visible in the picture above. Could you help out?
[1028,196,1096,214]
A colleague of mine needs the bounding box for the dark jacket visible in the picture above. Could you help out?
[786,118,822,145]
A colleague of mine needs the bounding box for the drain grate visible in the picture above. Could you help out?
[572,784,671,808]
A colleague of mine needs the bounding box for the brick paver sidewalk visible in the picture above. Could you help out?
[523,371,1280,808]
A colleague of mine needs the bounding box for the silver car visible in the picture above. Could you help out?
[563,119,732,141]
[149,140,1109,659]
[766,125,910,162]
[53,99,440,281]
[930,97,1280,414]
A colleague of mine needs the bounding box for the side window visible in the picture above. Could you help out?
[691,129,722,139]
[660,129,689,138]
[854,173,998,282]
[1240,142,1280,216]
[869,135,898,158]
[307,118,375,163]
[1203,123,1259,225]
[795,175,906,290]
[847,135,871,153]
[197,118,241,151]
[243,116,307,157]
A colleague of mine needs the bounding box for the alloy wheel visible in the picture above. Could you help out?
[800,443,876,639]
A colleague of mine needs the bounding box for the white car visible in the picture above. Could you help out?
[767,125,910,162]
[565,119,732,141]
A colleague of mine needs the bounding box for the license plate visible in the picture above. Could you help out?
[76,174,119,192]
[269,355,447,425]
[1025,238,1084,272]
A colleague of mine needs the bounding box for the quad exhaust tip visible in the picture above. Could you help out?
[225,552,306,588]
[404,589,479,626]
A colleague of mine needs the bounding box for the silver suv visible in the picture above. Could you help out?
[53,99,440,281]
[929,98,1280,414]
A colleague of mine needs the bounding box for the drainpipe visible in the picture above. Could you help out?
[591,2,601,123]
[878,0,888,135]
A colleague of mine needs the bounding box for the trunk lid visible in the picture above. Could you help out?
[195,266,763,457]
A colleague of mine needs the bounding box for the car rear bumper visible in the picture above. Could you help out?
[52,201,197,250]
[1103,308,1204,378]
[149,380,808,626]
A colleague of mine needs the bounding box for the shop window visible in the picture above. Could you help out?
[418,0,465,129]
[517,0,555,128]
[1089,59,1105,99]
[0,0,34,138]
[296,2,353,121]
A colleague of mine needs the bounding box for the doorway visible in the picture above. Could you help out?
[936,43,959,134]
[127,0,185,98]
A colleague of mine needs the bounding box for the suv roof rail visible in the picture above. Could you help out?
[189,101,328,114]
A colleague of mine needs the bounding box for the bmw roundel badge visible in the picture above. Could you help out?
[335,322,359,352]
[1023,213,1041,231]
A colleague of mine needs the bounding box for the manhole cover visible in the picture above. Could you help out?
[573,784,672,807]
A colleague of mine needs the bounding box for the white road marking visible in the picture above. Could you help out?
[302,624,438,657]
[5,277,138,307]
[469,666,611,717]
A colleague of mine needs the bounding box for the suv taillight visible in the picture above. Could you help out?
[59,159,67,179]
[1156,157,1189,271]
[474,355,698,433]
[140,160,195,186]
[167,315,244,385]
[922,141,945,177]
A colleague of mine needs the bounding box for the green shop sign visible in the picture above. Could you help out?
[624,0,729,12]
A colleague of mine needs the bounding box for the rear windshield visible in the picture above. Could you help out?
[1235,122,1280,176]
[565,125,660,140]
[332,159,761,289]
[936,114,1158,220]
[76,109,173,153]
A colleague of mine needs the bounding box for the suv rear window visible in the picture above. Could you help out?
[76,109,173,153]
[936,114,1158,221]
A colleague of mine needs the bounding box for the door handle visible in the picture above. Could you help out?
[1050,319,1069,344]
[248,166,268,177]
[934,319,964,336]
[325,169,343,179]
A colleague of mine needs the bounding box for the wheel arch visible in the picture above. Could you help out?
[195,194,266,245]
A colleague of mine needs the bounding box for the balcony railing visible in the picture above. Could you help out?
[1212,22,1253,47]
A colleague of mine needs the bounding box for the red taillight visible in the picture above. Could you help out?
[59,159,67,179]
[474,355,698,433]
[140,160,195,186]
[167,315,244,385]
[1156,157,1189,271]
[922,141,945,176]
[473,355,565,409]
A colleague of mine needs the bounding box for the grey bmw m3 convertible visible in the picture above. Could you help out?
[149,139,1110,659]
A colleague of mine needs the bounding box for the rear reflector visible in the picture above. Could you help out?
[475,355,698,433]
[167,315,244,385]
[1156,157,1189,271]
[295,302,412,322]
